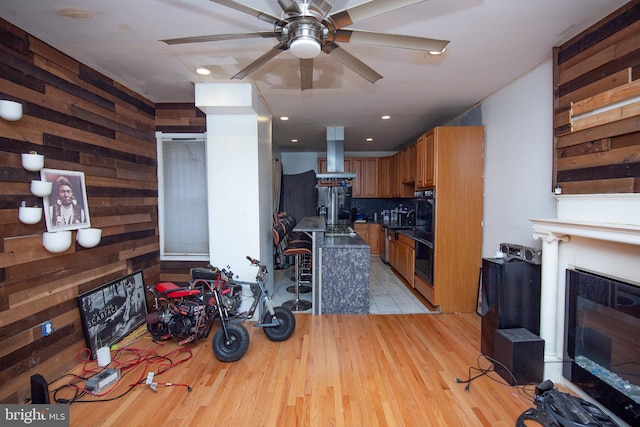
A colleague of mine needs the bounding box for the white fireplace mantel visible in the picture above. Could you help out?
[531,218,640,246]
[530,194,640,384]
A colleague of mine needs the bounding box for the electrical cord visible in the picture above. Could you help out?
[52,344,193,404]
[454,354,538,401]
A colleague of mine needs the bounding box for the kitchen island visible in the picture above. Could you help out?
[293,216,370,314]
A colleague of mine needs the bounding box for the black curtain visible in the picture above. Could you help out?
[279,170,317,222]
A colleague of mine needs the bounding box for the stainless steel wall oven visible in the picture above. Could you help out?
[414,237,434,285]
[413,189,435,285]
[413,189,434,242]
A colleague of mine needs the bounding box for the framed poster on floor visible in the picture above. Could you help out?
[77,271,147,358]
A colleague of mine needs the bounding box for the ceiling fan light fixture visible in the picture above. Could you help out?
[290,37,321,59]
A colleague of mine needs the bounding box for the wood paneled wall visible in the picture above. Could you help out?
[0,19,159,403]
[553,1,640,194]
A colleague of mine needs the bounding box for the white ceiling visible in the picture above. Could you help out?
[0,0,631,152]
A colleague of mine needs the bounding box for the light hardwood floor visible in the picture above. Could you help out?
[63,313,536,426]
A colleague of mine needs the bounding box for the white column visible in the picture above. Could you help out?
[533,230,569,380]
[195,83,273,287]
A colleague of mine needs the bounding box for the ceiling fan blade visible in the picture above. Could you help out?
[277,0,301,15]
[334,29,449,53]
[210,0,287,27]
[231,43,288,80]
[162,31,276,45]
[322,42,382,84]
[331,0,425,28]
[308,0,335,18]
[300,58,313,90]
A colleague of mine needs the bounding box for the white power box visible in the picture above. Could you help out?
[86,368,120,394]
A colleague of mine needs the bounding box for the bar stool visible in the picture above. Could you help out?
[282,240,312,312]
[287,232,312,294]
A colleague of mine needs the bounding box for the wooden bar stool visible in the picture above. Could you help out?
[282,241,312,312]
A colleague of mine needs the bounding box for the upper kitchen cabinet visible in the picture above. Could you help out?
[352,157,378,198]
[318,157,376,198]
[318,157,352,173]
[392,151,416,198]
[415,126,484,190]
[416,132,435,189]
[377,156,393,198]
[401,144,416,184]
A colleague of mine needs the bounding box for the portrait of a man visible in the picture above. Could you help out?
[41,168,91,231]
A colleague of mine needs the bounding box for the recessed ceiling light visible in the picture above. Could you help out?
[381,115,391,120]
[291,139,298,143]
[280,116,289,121]
[366,138,373,142]
[196,67,211,75]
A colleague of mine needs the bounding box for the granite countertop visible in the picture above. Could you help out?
[293,216,326,232]
[323,234,369,248]
[292,217,370,248]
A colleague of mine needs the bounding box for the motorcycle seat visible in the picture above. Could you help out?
[192,268,221,281]
[156,282,201,297]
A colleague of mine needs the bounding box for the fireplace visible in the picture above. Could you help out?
[531,194,640,425]
[564,268,640,425]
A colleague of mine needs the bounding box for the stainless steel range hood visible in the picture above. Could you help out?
[316,127,356,180]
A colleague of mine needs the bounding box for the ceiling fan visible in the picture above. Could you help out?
[162,0,450,90]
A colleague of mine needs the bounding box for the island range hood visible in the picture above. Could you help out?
[316,127,356,181]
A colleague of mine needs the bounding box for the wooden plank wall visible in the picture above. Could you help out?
[0,19,159,403]
[553,0,640,194]
[155,103,209,285]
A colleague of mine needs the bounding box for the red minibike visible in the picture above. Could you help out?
[145,256,296,362]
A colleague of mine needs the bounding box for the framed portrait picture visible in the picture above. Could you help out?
[77,271,148,359]
[40,168,91,232]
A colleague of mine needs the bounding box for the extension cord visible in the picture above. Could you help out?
[86,368,120,393]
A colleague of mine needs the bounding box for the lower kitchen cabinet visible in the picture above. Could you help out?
[389,233,414,287]
[353,223,381,255]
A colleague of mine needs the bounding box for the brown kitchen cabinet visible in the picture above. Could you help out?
[389,233,414,286]
[353,223,380,254]
[318,157,352,173]
[416,132,435,189]
[320,157,376,198]
[377,156,393,198]
[352,157,377,198]
[401,144,416,184]
[392,152,415,198]
[414,126,484,313]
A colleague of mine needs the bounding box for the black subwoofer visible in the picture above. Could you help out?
[494,328,544,386]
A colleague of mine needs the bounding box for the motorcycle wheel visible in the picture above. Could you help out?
[212,323,250,362]
[262,306,296,342]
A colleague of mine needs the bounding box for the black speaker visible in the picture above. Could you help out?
[494,328,544,386]
[480,258,541,359]
[30,374,50,404]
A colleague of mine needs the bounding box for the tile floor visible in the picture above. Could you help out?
[271,255,436,314]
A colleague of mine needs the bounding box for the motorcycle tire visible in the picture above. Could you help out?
[262,306,296,342]
[212,323,250,362]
